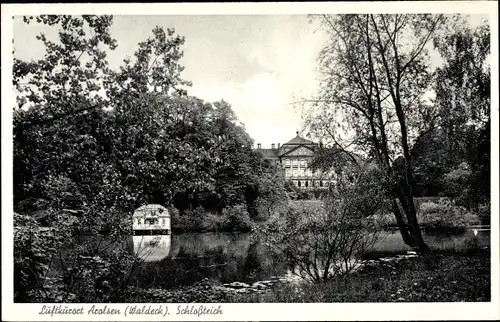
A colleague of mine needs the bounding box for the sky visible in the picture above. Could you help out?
[13,15,328,148]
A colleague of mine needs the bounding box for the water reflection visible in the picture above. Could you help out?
[371,229,490,253]
[133,235,171,262]
[125,229,490,289]
[128,233,289,288]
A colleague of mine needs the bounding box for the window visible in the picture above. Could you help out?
[285,159,290,166]
[138,219,143,225]
[285,169,291,177]
[300,159,306,167]
[292,159,298,167]
[320,181,323,187]
[298,181,301,187]
[305,181,309,187]
[293,169,298,177]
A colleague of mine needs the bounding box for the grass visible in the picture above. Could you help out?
[231,250,490,302]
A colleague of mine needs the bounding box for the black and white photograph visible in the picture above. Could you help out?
[1,2,498,321]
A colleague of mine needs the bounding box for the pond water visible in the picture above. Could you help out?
[123,228,490,289]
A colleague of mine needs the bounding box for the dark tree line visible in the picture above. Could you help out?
[13,15,287,302]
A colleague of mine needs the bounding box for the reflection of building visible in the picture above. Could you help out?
[254,131,333,189]
[133,204,171,235]
[132,235,171,262]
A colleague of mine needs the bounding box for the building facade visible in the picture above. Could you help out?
[133,204,171,235]
[254,132,333,189]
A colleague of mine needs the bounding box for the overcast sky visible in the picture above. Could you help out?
[14,15,328,148]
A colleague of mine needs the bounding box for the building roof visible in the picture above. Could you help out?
[133,204,170,217]
[254,132,318,160]
[282,131,315,146]
[255,148,279,158]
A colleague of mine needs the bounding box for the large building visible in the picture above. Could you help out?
[254,131,333,190]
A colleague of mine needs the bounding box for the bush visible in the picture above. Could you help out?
[171,206,205,232]
[170,205,253,232]
[418,199,479,231]
[370,211,397,227]
[260,185,385,282]
[477,202,490,225]
[222,205,253,232]
[14,211,142,303]
[370,197,481,231]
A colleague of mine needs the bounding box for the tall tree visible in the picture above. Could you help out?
[304,14,445,252]
[433,16,491,208]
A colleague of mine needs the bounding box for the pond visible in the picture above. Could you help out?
[123,228,490,289]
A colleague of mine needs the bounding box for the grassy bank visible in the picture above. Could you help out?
[231,250,490,302]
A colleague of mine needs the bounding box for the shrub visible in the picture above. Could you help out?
[14,211,141,303]
[201,212,226,231]
[417,199,479,231]
[171,206,205,232]
[260,186,385,282]
[222,205,253,232]
[370,211,397,227]
[477,202,490,225]
[171,205,254,232]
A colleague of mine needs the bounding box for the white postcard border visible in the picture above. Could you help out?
[2,2,499,321]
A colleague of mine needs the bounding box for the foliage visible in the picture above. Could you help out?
[260,167,386,282]
[418,200,479,231]
[477,201,490,225]
[222,205,254,232]
[12,14,286,302]
[410,15,491,209]
[170,205,253,233]
[304,14,491,251]
[233,252,490,302]
[442,162,472,203]
[304,14,448,252]
[434,15,490,131]
[371,197,480,230]
[255,168,290,218]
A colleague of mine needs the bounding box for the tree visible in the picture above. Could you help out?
[260,164,385,282]
[12,14,289,302]
[13,15,223,302]
[433,16,491,208]
[255,164,289,219]
[409,16,490,206]
[304,14,446,253]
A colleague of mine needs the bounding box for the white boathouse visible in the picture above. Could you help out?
[132,204,171,235]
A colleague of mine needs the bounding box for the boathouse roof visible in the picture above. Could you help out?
[133,204,170,217]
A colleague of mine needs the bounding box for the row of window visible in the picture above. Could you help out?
[285,168,316,178]
[134,218,167,226]
[284,159,307,167]
[293,180,327,188]
[272,159,309,167]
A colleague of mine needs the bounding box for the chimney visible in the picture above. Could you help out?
[257,143,261,149]
[278,143,281,149]
[271,143,275,149]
